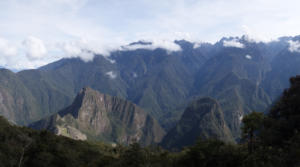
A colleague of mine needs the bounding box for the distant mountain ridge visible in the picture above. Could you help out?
[1,35,300,142]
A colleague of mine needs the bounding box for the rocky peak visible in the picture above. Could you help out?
[30,87,165,145]
[161,97,233,149]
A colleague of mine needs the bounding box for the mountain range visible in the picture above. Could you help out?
[1,35,300,147]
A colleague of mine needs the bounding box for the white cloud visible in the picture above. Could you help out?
[59,40,93,62]
[0,37,18,69]
[121,44,152,51]
[105,71,117,79]
[61,41,82,56]
[223,39,245,48]
[241,25,274,43]
[121,39,181,52]
[0,37,49,70]
[288,40,300,53]
[77,51,94,62]
[245,55,252,59]
[2,0,300,44]
[193,42,202,49]
[58,39,121,62]
[0,37,50,70]
[152,39,182,51]
[1,0,300,70]
[23,36,47,60]
[0,38,17,57]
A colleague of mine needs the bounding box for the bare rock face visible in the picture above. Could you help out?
[161,97,234,149]
[30,87,165,145]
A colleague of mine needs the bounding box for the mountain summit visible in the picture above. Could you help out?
[161,97,233,149]
[30,87,165,145]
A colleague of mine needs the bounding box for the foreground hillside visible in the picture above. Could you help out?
[1,76,300,167]
[0,116,114,167]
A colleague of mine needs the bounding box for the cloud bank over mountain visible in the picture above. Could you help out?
[1,0,300,69]
[23,36,47,60]
[223,39,245,48]
[288,40,300,53]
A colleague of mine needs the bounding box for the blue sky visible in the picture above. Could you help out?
[0,0,300,70]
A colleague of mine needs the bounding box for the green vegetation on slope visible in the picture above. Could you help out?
[0,116,117,167]
[1,37,300,143]
[3,76,299,166]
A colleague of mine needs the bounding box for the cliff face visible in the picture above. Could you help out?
[30,87,165,145]
[161,97,233,149]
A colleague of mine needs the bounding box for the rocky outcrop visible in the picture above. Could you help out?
[161,97,233,149]
[30,87,165,145]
